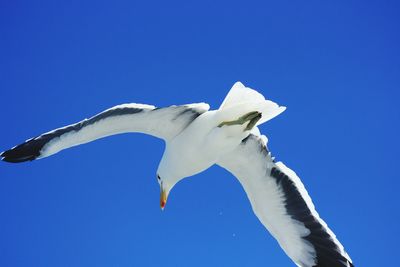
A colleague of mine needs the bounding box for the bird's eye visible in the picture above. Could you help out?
[157,174,161,181]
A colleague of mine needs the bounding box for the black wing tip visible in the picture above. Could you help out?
[1,140,42,163]
[1,148,37,163]
[313,249,354,267]
[1,154,37,163]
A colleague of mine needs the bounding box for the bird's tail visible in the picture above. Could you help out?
[218,82,286,127]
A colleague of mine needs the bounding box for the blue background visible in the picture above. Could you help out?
[0,1,399,266]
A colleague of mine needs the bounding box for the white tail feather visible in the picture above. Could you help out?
[219,82,266,110]
[219,82,286,126]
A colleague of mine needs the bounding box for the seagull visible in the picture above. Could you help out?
[1,82,353,267]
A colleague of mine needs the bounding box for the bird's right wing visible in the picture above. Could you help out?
[217,134,353,267]
[1,103,209,163]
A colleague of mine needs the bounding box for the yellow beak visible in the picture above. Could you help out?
[160,187,168,210]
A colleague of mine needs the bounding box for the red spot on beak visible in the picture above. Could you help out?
[160,187,168,210]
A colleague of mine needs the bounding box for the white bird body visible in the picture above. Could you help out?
[159,110,250,186]
[160,111,223,180]
[159,83,286,186]
[1,82,353,267]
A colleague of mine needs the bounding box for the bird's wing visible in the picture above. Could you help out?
[1,103,209,163]
[217,133,353,267]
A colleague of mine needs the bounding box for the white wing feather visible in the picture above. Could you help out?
[217,134,353,267]
[1,103,209,162]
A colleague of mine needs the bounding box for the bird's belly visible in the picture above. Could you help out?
[170,125,247,178]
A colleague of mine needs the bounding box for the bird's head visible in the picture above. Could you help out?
[156,172,182,210]
[156,148,191,210]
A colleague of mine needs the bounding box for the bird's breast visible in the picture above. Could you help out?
[167,112,247,178]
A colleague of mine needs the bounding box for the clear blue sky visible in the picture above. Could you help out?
[0,1,399,266]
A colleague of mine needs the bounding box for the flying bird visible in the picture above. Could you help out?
[1,82,353,267]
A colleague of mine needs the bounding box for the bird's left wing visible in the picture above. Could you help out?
[217,134,353,267]
[1,103,209,163]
